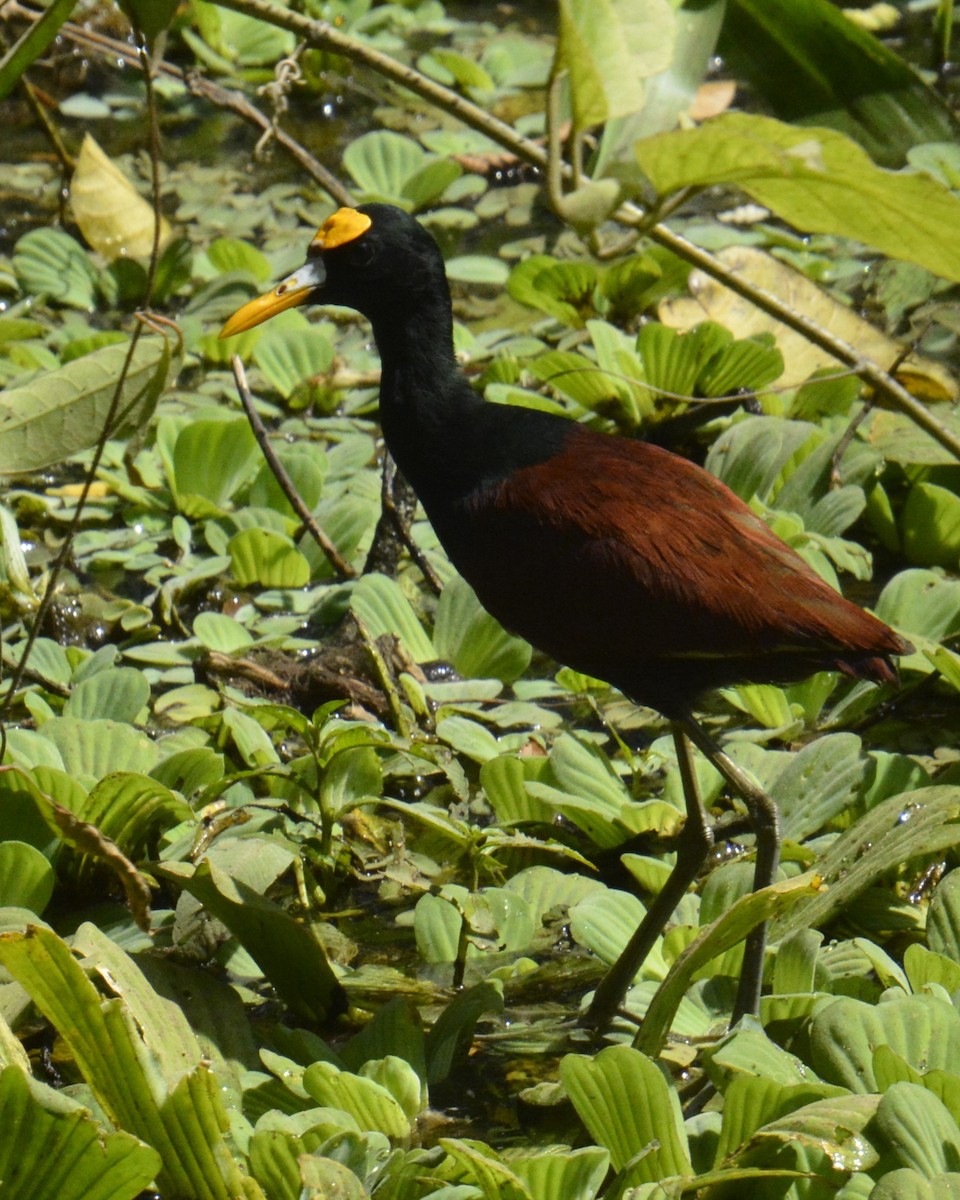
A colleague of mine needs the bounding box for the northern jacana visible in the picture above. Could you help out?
[222,204,912,1029]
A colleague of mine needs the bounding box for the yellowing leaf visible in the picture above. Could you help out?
[659,245,956,399]
[70,133,171,260]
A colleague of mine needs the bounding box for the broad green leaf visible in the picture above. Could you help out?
[750,1093,880,1172]
[253,322,335,399]
[0,1065,161,1200]
[723,0,958,166]
[874,1082,960,1175]
[63,667,150,724]
[771,733,866,841]
[40,718,160,780]
[872,1170,960,1200]
[167,416,260,513]
[117,0,180,39]
[190,0,295,66]
[555,0,674,131]
[874,570,960,641]
[207,236,271,281]
[713,1074,849,1166]
[298,1155,368,1199]
[0,333,178,473]
[193,611,255,653]
[0,924,255,1199]
[901,482,960,568]
[511,1146,609,1200]
[480,756,555,826]
[636,113,960,283]
[438,1138,533,1200]
[302,1060,411,1139]
[229,528,311,588]
[810,993,960,1093]
[560,1045,691,1177]
[350,572,435,662]
[343,132,427,205]
[0,841,54,913]
[927,868,960,965]
[569,888,667,978]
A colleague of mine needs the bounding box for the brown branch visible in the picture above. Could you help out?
[230,355,356,580]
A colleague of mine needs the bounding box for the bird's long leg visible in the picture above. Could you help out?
[677,714,782,1023]
[584,722,714,1031]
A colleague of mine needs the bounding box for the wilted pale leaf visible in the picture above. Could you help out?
[660,245,956,398]
[70,133,171,260]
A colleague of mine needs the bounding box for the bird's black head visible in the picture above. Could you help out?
[220,203,446,338]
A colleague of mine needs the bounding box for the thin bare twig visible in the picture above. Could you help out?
[230,355,356,579]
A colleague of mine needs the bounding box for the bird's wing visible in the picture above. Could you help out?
[458,428,897,665]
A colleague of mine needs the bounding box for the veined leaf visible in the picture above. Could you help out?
[0,333,179,473]
[636,113,960,283]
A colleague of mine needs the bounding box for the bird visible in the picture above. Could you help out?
[221,203,913,1030]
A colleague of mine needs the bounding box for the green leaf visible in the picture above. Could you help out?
[163,859,347,1024]
[434,577,531,683]
[63,667,150,723]
[229,528,311,588]
[166,416,260,514]
[0,333,178,473]
[0,924,254,1199]
[875,570,960,642]
[254,322,335,399]
[560,1045,691,1178]
[901,483,960,568]
[438,1138,533,1200]
[0,1065,161,1200]
[874,1082,960,1174]
[772,733,866,842]
[193,611,255,653]
[811,993,960,1093]
[511,1146,609,1200]
[722,0,959,167]
[635,113,960,283]
[40,718,160,779]
[0,841,55,913]
[555,0,675,132]
[350,573,436,662]
[713,1074,851,1166]
[343,132,427,205]
[872,1170,960,1200]
[302,1060,411,1138]
[207,236,272,281]
[117,0,179,40]
[927,868,960,965]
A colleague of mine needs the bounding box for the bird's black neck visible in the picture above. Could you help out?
[370,296,489,504]
[366,265,571,517]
